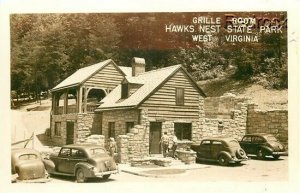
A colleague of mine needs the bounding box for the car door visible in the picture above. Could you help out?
[56,147,72,173]
[211,140,223,159]
[198,140,211,159]
[240,136,252,154]
[252,136,266,153]
[68,149,88,172]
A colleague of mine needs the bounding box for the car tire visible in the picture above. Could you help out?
[103,174,111,180]
[257,149,265,160]
[76,168,86,183]
[273,155,280,160]
[236,148,246,159]
[218,154,229,166]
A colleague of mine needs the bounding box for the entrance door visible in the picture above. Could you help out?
[66,121,74,145]
[149,122,162,154]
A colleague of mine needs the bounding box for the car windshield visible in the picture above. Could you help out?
[89,148,106,155]
[228,140,240,147]
[19,154,38,160]
[267,136,278,142]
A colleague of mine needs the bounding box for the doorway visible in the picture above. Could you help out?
[149,122,162,154]
[66,121,74,145]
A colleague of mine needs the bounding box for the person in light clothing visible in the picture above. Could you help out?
[109,137,117,159]
[160,132,169,158]
[172,135,178,158]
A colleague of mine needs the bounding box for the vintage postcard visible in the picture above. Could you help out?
[0,0,299,193]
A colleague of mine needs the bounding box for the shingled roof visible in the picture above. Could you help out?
[96,64,205,111]
[51,59,129,92]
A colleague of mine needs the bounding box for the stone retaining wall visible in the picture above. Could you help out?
[200,94,249,141]
[247,104,288,147]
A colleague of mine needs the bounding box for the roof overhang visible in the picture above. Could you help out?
[95,105,136,112]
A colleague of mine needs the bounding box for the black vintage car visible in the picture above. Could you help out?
[239,133,287,160]
[43,144,118,182]
[191,137,248,166]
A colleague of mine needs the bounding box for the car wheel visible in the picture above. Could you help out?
[76,168,86,183]
[257,149,265,160]
[273,155,280,160]
[103,174,111,180]
[236,148,246,158]
[218,154,229,166]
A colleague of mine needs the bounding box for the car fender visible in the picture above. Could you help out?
[259,145,273,154]
[42,158,55,174]
[218,151,232,160]
[74,162,95,178]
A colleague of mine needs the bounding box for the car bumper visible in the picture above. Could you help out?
[12,173,51,183]
[228,157,248,163]
[272,151,288,156]
[93,169,119,177]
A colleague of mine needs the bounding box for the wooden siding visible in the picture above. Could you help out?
[141,69,201,121]
[83,62,125,90]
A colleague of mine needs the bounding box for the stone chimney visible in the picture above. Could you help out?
[132,57,145,76]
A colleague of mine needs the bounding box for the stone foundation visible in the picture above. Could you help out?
[50,112,102,145]
[176,150,196,164]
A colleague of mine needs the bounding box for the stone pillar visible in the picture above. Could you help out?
[117,135,129,163]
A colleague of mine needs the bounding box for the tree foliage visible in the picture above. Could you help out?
[11,13,287,102]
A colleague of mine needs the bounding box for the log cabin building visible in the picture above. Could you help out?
[49,57,206,156]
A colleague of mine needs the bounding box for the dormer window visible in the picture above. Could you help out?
[121,83,129,99]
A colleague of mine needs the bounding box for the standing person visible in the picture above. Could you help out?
[160,132,169,158]
[109,137,117,159]
[172,135,178,158]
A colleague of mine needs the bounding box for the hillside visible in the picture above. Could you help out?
[198,76,287,110]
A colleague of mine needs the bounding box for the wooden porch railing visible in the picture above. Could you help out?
[53,104,99,115]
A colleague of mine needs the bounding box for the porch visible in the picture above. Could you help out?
[52,86,106,115]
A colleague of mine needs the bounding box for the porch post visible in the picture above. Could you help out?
[83,87,87,113]
[78,87,83,113]
[52,93,56,112]
[63,90,68,114]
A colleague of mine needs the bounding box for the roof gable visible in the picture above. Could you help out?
[51,59,127,92]
[96,65,205,111]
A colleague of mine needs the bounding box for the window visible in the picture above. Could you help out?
[176,88,184,105]
[212,141,222,145]
[108,122,115,138]
[59,148,71,157]
[242,136,252,142]
[54,122,61,136]
[71,149,86,158]
[121,83,128,99]
[19,154,38,160]
[253,136,265,143]
[201,140,211,145]
[126,122,134,133]
[174,123,192,140]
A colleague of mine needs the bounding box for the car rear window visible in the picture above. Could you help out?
[267,136,278,142]
[89,148,106,155]
[19,154,38,160]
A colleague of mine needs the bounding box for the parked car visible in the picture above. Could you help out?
[43,144,118,182]
[191,137,248,166]
[239,133,287,160]
[11,148,50,183]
